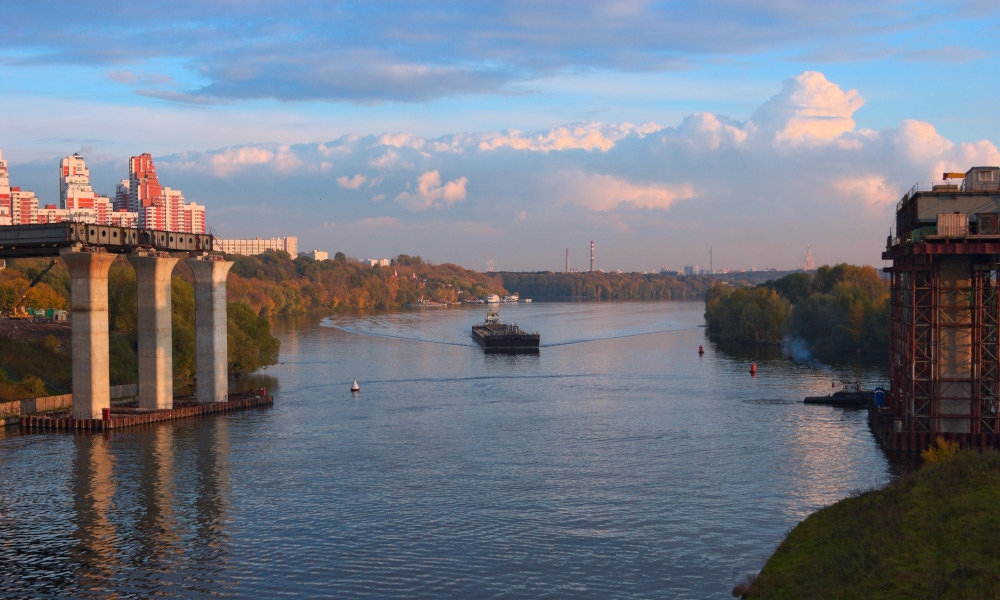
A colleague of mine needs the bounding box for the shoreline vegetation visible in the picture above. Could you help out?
[704,264,889,363]
[0,249,830,401]
[736,446,1000,599]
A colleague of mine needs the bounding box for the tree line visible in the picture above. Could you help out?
[704,264,889,361]
[496,270,804,302]
[224,250,508,315]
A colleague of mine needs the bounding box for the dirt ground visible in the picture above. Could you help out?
[0,317,72,346]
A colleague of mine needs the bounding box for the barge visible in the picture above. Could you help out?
[804,381,876,407]
[471,309,540,352]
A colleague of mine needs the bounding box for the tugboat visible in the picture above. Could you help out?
[471,309,540,352]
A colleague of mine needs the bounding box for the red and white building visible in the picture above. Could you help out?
[128,153,205,233]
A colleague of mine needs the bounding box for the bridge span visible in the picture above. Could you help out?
[0,223,232,421]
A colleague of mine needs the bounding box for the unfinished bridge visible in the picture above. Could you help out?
[0,222,233,421]
[878,166,1000,451]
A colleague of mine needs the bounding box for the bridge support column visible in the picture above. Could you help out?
[187,257,233,403]
[129,254,180,410]
[61,249,118,419]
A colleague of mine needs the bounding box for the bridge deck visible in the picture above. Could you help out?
[0,223,214,258]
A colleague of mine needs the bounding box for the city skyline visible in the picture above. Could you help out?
[3,1,1000,272]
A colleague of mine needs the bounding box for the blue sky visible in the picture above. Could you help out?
[2,0,999,272]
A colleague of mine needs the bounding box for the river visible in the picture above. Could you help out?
[0,301,895,599]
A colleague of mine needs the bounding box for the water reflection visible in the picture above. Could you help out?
[0,419,235,599]
[71,434,120,593]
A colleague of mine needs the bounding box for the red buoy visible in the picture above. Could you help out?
[750,363,757,375]
[698,345,704,355]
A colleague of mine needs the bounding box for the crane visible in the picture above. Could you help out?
[10,259,57,319]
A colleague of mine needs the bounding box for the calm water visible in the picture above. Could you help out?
[0,301,894,599]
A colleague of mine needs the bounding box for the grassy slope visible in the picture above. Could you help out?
[744,450,1000,599]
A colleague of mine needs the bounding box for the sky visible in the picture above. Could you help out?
[2,1,1000,273]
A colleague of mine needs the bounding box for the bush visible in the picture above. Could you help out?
[921,437,959,464]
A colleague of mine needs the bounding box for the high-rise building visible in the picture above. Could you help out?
[128,153,204,233]
[114,179,131,211]
[0,150,11,225]
[129,153,163,210]
[0,148,205,232]
[60,154,94,210]
[53,153,129,225]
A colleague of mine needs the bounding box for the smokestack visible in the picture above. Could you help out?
[590,241,594,272]
[565,248,569,273]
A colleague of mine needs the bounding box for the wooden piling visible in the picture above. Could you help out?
[20,391,273,433]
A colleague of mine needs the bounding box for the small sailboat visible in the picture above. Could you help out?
[351,378,360,393]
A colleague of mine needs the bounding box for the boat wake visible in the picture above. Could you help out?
[324,321,698,348]
[324,323,479,347]
[542,327,699,347]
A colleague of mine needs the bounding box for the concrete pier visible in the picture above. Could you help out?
[187,257,233,403]
[61,249,118,419]
[129,254,180,410]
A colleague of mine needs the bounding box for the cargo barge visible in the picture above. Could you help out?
[803,381,876,407]
[471,309,540,352]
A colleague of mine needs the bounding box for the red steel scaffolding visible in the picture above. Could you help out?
[876,167,1000,451]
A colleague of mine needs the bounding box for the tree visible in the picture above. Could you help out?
[334,251,346,262]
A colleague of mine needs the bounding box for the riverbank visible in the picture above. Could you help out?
[737,449,1000,598]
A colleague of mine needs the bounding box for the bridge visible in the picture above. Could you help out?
[0,223,232,421]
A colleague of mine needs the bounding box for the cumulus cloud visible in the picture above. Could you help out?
[478,122,653,152]
[831,176,898,209]
[554,171,696,212]
[208,147,274,177]
[337,174,367,189]
[748,71,864,143]
[132,70,1000,269]
[395,171,468,211]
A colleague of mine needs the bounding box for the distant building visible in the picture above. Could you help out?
[299,250,328,261]
[684,265,699,276]
[361,258,390,267]
[215,236,298,257]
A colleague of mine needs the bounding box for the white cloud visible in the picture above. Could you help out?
[395,170,468,211]
[369,148,410,169]
[208,147,274,176]
[337,174,367,189]
[477,122,654,153]
[378,133,426,150]
[832,175,898,209]
[749,71,864,143]
[554,171,695,212]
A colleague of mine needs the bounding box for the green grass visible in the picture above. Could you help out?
[741,450,1000,599]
